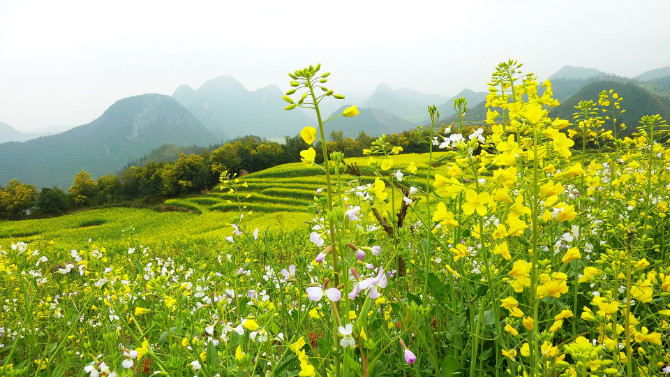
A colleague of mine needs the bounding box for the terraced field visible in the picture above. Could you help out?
[163,152,450,215]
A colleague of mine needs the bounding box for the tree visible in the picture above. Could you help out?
[69,170,99,206]
[97,174,121,203]
[0,179,37,218]
[36,187,71,215]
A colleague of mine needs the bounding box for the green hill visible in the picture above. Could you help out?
[0,94,218,188]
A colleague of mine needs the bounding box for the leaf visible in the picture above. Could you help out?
[206,340,219,370]
[406,292,423,306]
[272,354,297,376]
[427,273,448,303]
[440,356,461,375]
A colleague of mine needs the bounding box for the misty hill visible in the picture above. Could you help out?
[550,80,670,135]
[0,94,218,188]
[549,65,609,80]
[326,105,414,138]
[0,122,37,143]
[365,83,449,122]
[635,66,670,82]
[173,76,313,139]
[432,89,488,123]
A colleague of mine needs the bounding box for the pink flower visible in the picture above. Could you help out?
[306,286,341,302]
[404,349,417,364]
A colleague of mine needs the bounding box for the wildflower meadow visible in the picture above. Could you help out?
[1,60,670,376]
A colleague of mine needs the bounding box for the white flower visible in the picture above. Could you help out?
[225,236,234,243]
[122,359,134,369]
[253,228,259,240]
[394,170,404,182]
[310,232,324,247]
[190,360,201,371]
[338,324,356,348]
[58,263,75,274]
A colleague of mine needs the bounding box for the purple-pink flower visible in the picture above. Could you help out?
[404,349,417,364]
[306,286,341,302]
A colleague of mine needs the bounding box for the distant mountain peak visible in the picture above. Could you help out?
[549,66,608,80]
[635,66,670,82]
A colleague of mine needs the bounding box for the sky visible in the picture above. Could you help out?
[1,0,669,133]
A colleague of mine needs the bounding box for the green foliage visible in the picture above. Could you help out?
[0,179,37,218]
[36,186,71,215]
[68,169,99,206]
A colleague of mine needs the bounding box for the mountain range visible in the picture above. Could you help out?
[172,76,314,139]
[0,94,216,189]
[1,65,668,188]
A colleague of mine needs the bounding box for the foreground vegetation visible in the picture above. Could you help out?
[1,61,670,377]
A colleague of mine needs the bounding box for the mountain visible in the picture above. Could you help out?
[0,94,218,188]
[325,105,414,138]
[635,67,670,82]
[549,65,609,80]
[173,76,314,139]
[550,80,670,135]
[433,89,488,123]
[365,83,449,122]
[0,122,37,143]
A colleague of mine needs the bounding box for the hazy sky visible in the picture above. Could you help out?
[1,0,669,132]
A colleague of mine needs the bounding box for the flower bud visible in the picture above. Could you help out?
[285,89,297,95]
[314,63,321,72]
[326,90,334,96]
[282,95,294,104]
[288,73,297,80]
[321,72,331,78]
[333,94,345,99]
[319,78,328,83]
[284,104,297,110]
[290,81,299,87]
[342,105,359,117]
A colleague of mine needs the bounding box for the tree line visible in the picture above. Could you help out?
[0,128,435,219]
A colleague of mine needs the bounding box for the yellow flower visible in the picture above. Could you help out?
[504,324,519,336]
[243,318,259,331]
[309,308,322,319]
[300,126,317,144]
[135,339,149,360]
[342,105,359,117]
[540,180,564,198]
[380,159,393,171]
[579,266,603,283]
[164,296,177,308]
[549,319,564,333]
[500,296,519,310]
[463,190,491,216]
[348,311,357,320]
[300,148,316,164]
[523,103,546,124]
[134,307,150,316]
[561,247,581,263]
[630,280,653,303]
[181,337,190,347]
[235,345,245,361]
[289,337,306,353]
[342,105,360,117]
[541,341,559,358]
[520,343,530,357]
[522,317,534,331]
[432,202,459,227]
[406,162,417,174]
[450,244,469,262]
[391,146,403,154]
[493,242,511,260]
[554,309,573,320]
[556,204,576,222]
[502,348,517,360]
[373,178,387,201]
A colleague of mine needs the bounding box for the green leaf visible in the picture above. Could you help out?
[427,273,448,303]
[206,340,219,370]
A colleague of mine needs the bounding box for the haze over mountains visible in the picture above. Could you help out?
[0,65,668,188]
[0,94,216,188]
